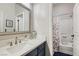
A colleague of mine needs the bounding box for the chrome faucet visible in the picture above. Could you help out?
[25,35,27,38]
[10,42,13,46]
[19,40,21,43]
[15,37,18,44]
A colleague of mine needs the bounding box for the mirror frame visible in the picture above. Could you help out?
[0,3,32,35]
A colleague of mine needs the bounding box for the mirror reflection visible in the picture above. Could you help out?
[0,3,30,32]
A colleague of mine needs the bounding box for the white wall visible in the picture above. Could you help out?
[33,4,49,36]
[33,3,53,56]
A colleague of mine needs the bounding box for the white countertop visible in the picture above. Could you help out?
[0,36,46,56]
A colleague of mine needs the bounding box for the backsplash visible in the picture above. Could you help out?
[0,33,31,48]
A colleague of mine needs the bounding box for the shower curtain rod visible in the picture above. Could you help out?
[53,12,73,17]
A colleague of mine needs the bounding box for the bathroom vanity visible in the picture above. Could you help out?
[0,3,50,56]
[0,35,46,56]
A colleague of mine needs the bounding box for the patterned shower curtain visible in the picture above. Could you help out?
[53,16,60,52]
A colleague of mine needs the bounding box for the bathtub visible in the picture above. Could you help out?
[59,42,73,55]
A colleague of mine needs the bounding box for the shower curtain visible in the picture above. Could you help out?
[53,16,60,52]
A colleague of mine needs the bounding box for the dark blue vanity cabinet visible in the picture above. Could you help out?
[25,42,46,56]
[37,42,46,56]
[26,48,38,56]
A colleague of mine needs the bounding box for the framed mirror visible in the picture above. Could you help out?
[0,3,31,34]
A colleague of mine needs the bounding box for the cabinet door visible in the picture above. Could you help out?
[25,42,46,56]
[37,42,46,56]
[37,48,45,56]
[25,48,37,56]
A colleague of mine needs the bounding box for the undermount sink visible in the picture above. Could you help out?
[7,44,30,55]
[7,40,34,54]
[7,39,38,55]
